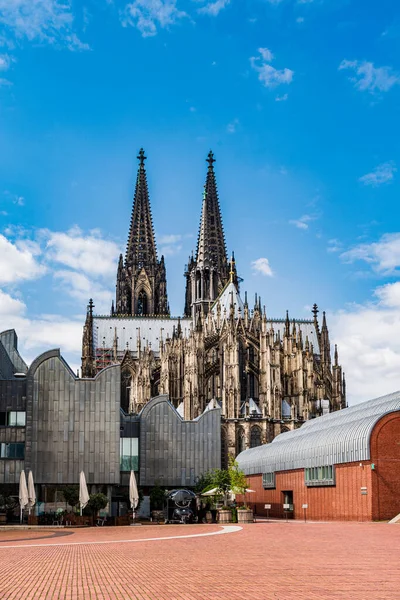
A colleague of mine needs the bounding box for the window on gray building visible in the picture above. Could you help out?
[0,412,26,427]
[7,412,26,427]
[0,443,25,459]
[120,438,139,471]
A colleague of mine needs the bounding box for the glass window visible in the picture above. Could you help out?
[7,412,16,426]
[120,438,139,471]
[6,412,25,426]
[262,472,275,489]
[16,412,26,426]
[0,412,5,426]
[305,465,335,487]
[250,426,262,448]
[0,442,25,459]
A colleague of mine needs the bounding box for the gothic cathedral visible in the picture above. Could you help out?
[82,149,346,466]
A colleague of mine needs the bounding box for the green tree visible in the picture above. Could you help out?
[88,493,109,516]
[194,471,215,494]
[63,485,79,509]
[228,455,248,498]
[149,485,165,510]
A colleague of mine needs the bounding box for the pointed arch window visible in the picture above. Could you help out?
[237,428,246,455]
[250,426,262,448]
[137,291,148,315]
[121,367,133,413]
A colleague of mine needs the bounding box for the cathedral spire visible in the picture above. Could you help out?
[184,151,231,317]
[114,149,169,316]
[195,151,228,271]
[125,149,157,267]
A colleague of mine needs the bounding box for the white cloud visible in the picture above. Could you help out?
[327,238,342,253]
[289,214,316,230]
[45,226,120,278]
[3,190,25,206]
[275,93,288,101]
[226,118,239,133]
[359,162,396,187]
[0,0,88,50]
[250,47,293,88]
[158,233,185,256]
[251,257,273,277]
[198,0,230,16]
[259,47,274,62]
[0,53,10,70]
[0,234,46,284]
[121,0,187,37]
[339,59,400,94]
[0,289,26,316]
[331,283,400,404]
[340,233,400,275]
[53,270,113,310]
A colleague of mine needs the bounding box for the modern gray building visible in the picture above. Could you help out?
[0,330,221,515]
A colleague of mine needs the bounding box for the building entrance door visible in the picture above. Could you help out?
[282,490,294,518]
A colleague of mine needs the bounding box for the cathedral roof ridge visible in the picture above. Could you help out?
[266,317,314,324]
[93,314,190,320]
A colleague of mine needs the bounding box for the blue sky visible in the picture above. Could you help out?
[1,0,400,403]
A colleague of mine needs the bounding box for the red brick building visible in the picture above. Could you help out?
[236,392,400,521]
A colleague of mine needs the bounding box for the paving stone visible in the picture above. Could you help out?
[0,522,398,599]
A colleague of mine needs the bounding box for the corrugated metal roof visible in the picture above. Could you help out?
[93,317,192,356]
[267,320,320,352]
[236,391,400,475]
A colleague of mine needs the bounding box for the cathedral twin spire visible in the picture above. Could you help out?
[114,148,168,317]
[184,151,233,317]
[114,148,231,319]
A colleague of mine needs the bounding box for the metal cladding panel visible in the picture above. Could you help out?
[237,391,400,475]
[139,395,221,487]
[0,330,28,374]
[25,350,121,485]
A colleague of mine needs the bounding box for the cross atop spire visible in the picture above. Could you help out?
[137,148,146,166]
[207,150,215,169]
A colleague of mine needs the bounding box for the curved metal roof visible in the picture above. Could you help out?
[236,391,400,475]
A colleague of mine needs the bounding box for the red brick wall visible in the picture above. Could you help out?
[370,412,400,521]
[240,462,373,521]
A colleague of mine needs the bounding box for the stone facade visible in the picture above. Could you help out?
[82,150,346,467]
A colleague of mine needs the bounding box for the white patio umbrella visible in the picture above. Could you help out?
[27,471,36,515]
[201,487,255,496]
[19,470,28,523]
[79,471,90,516]
[201,487,220,496]
[129,470,139,522]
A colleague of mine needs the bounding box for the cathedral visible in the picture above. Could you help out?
[82,149,346,467]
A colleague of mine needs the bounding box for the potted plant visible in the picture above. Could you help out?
[149,484,165,523]
[237,505,254,523]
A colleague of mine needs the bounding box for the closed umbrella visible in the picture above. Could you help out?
[19,470,28,523]
[79,471,90,516]
[27,471,36,515]
[129,470,139,522]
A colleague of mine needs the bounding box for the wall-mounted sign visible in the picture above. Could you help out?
[302,504,308,509]
[264,504,271,509]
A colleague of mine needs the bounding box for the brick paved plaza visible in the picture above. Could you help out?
[0,522,399,599]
